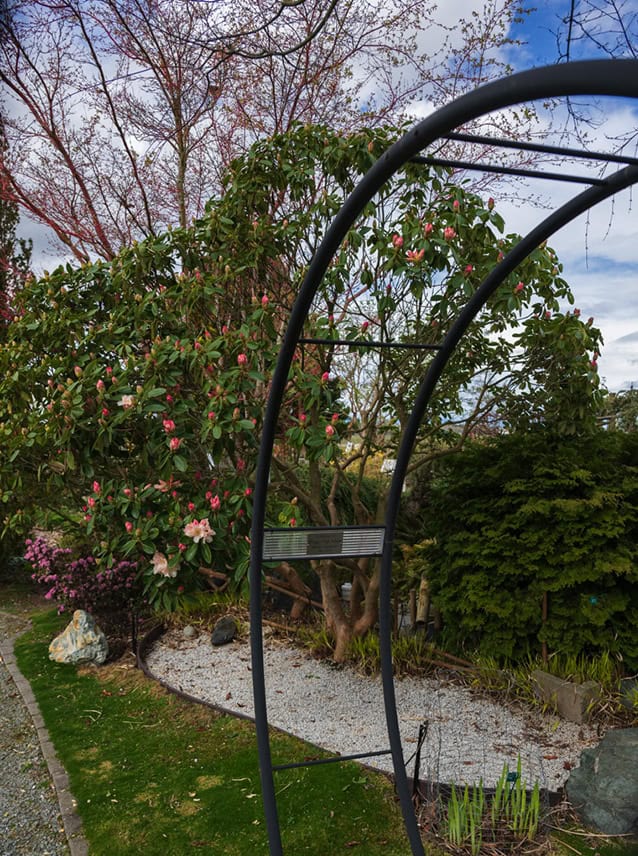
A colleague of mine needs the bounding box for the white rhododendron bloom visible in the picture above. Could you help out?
[118,394,136,409]
[151,551,177,577]
[183,518,215,543]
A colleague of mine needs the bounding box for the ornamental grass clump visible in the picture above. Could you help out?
[439,758,541,855]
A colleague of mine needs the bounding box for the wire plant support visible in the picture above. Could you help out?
[248,60,638,855]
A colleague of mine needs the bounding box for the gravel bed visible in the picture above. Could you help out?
[146,627,602,792]
[0,614,68,856]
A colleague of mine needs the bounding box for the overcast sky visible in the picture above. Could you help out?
[16,1,638,390]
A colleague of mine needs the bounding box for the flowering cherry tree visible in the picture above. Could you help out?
[0,125,602,651]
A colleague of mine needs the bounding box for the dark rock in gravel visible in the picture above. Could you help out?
[211,615,237,646]
[567,727,638,836]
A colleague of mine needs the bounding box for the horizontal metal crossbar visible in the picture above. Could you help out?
[262,525,385,561]
[273,748,392,771]
[299,337,442,351]
[412,155,608,185]
[445,131,638,168]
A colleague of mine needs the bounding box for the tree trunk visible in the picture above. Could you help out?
[316,560,352,662]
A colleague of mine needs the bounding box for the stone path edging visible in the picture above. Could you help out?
[0,617,89,856]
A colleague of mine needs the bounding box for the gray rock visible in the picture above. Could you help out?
[567,728,638,836]
[49,610,108,665]
[182,624,197,639]
[211,615,237,646]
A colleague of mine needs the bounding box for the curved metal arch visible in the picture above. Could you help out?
[249,59,638,856]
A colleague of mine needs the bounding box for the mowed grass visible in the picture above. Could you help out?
[14,611,414,856]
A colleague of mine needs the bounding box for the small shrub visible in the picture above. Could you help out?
[24,536,139,621]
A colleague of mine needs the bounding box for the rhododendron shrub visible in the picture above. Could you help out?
[0,124,603,633]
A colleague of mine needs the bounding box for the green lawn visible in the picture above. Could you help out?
[14,611,415,856]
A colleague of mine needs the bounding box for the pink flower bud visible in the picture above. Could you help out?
[92,481,101,493]
[464,265,474,276]
[125,521,134,532]
[123,488,132,497]
[207,411,215,420]
[74,365,82,377]
[299,412,307,423]
[424,222,433,236]
[574,308,581,317]
[261,294,269,306]
[96,379,105,392]
[331,413,339,424]
[453,200,460,210]
[169,436,181,451]
[515,282,524,294]
[88,497,96,508]
[361,321,369,332]
[166,394,173,403]
[237,353,248,366]
[163,419,176,434]
[392,234,404,249]
[210,495,221,511]
[245,488,253,497]
[105,366,113,375]
[321,371,330,382]
[101,407,109,416]
[289,518,297,527]
[325,424,335,437]
[488,197,495,210]
[443,227,456,241]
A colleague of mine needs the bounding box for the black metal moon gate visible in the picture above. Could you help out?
[248,60,638,855]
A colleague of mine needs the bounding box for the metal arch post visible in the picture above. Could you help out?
[249,60,638,855]
[378,161,638,856]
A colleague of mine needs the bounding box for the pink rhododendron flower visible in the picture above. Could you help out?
[406,249,425,263]
[245,488,253,497]
[105,366,113,376]
[162,418,176,434]
[151,551,177,578]
[183,518,215,543]
[188,502,196,512]
[101,407,109,416]
[464,265,473,276]
[361,321,369,332]
[119,394,135,409]
[331,413,339,424]
[96,379,105,392]
[261,294,269,306]
[169,436,181,451]
[289,518,297,527]
[87,497,96,508]
[92,481,101,494]
[443,227,456,241]
[125,521,134,532]
[123,488,132,497]
[325,424,335,437]
[207,411,215,420]
[299,412,307,423]
[574,308,581,317]
[424,222,433,236]
[166,393,173,403]
[515,282,525,293]
[237,353,248,366]
[321,371,330,382]
[392,234,403,249]
[488,197,495,210]
[210,495,221,511]
[453,199,460,210]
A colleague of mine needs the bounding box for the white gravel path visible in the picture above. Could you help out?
[145,627,601,792]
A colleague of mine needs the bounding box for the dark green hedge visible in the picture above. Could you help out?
[421,430,638,668]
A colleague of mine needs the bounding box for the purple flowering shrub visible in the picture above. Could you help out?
[24,537,139,619]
